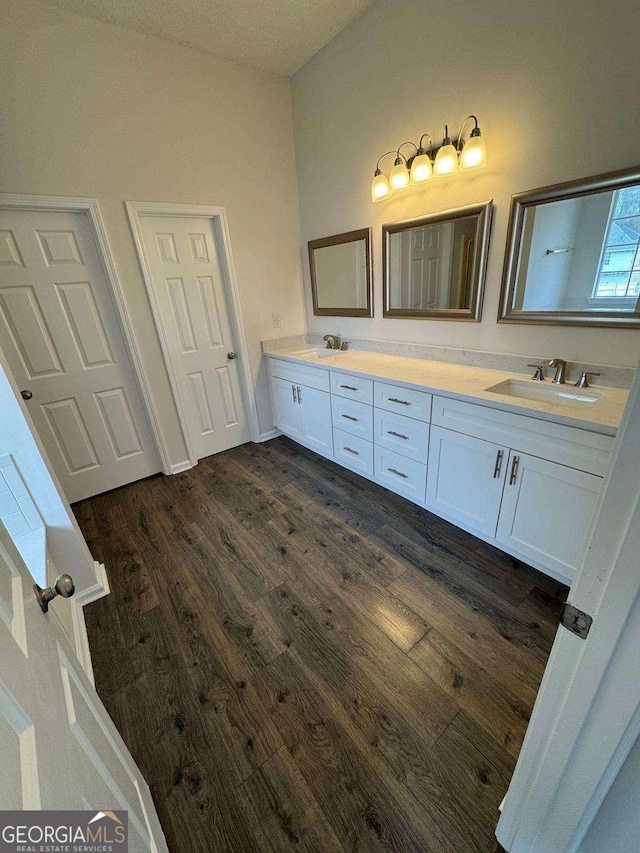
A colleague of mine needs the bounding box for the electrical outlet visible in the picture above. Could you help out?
[272,313,282,328]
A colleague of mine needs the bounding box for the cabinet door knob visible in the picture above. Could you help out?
[21,390,33,400]
[33,574,75,613]
[227,352,237,360]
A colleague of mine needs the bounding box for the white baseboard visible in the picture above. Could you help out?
[72,561,110,685]
[170,459,194,475]
[259,428,283,442]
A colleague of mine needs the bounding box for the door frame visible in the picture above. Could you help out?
[0,193,173,474]
[125,201,260,467]
[497,359,640,852]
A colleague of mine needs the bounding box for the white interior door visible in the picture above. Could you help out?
[138,215,250,461]
[0,520,168,851]
[0,210,160,503]
[409,224,453,309]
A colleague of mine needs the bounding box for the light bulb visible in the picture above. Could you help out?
[460,130,487,170]
[410,152,433,184]
[389,158,410,191]
[371,170,391,202]
[433,128,459,177]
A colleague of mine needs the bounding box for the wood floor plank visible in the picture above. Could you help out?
[268,512,429,651]
[408,629,531,760]
[239,745,346,852]
[78,435,563,853]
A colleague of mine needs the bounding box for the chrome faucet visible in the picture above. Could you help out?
[548,358,568,384]
[323,334,341,350]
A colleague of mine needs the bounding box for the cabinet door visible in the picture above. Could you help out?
[496,452,601,579]
[298,384,334,455]
[426,425,508,537]
[271,376,303,438]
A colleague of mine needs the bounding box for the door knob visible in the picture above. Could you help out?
[227,352,237,360]
[21,390,33,400]
[33,573,75,613]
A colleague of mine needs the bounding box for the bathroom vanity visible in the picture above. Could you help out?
[266,345,628,586]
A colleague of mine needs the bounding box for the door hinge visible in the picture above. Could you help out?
[560,602,593,639]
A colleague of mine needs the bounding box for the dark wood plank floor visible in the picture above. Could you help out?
[75,436,567,853]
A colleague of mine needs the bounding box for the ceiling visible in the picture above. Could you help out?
[39,0,376,75]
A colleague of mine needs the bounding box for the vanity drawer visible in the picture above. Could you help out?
[375,382,432,422]
[330,371,374,405]
[333,429,374,476]
[331,396,373,440]
[375,446,427,503]
[374,409,429,464]
[268,357,330,392]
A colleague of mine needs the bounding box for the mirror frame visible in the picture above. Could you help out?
[498,165,640,328]
[382,201,493,321]
[308,228,373,317]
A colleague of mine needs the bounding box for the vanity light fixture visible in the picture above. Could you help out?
[433,126,459,177]
[371,116,486,201]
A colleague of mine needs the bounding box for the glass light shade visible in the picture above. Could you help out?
[460,134,487,170]
[389,160,410,191]
[371,171,391,202]
[433,142,459,177]
[410,153,433,184]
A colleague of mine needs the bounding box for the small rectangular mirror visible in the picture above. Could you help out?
[308,228,372,317]
[383,201,492,321]
[499,166,640,327]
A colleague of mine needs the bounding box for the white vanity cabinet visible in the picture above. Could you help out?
[495,452,601,579]
[426,425,508,537]
[267,353,615,584]
[269,360,333,456]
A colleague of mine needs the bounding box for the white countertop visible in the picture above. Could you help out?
[264,346,629,435]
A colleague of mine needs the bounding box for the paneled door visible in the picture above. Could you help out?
[0,520,168,851]
[138,215,250,461]
[0,209,160,502]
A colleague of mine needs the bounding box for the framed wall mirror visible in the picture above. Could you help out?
[308,228,373,317]
[383,201,492,321]
[499,166,640,327]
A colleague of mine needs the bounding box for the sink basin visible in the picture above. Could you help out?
[291,347,344,358]
[485,379,604,406]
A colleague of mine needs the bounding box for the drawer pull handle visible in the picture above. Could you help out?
[292,384,297,403]
[342,414,358,421]
[343,447,360,456]
[388,430,409,440]
[340,384,358,391]
[493,449,504,478]
[509,454,520,485]
[297,386,302,404]
[387,467,408,479]
[389,397,411,406]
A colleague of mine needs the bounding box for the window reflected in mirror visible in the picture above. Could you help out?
[500,167,640,327]
[308,228,372,317]
[383,201,492,321]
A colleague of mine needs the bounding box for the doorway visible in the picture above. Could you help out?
[0,199,161,502]
[126,202,258,466]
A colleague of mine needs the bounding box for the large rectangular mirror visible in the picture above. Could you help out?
[499,166,640,327]
[383,201,492,321]
[308,228,372,317]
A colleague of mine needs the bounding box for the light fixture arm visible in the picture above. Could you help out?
[396,141,418,162]
[375,150,398,173]
[418,134,433,157]
[456,115,480,150]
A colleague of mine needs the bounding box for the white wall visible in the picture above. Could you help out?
[577,732,640,852]
[291,0,640,368]
[0,0,307,463]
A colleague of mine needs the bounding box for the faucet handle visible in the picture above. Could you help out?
[340,341,349,351]
[575,371,601,389]
[527,364,546,381]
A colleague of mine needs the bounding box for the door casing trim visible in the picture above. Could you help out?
[0,193,173,474]
[125,200,261,467]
